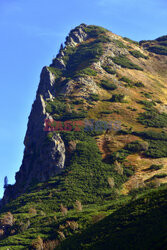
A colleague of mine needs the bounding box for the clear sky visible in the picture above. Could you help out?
[0,0,166,198]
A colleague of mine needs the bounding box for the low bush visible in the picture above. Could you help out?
[90,93,100,101]
[125,140,148,152]
[144,140,167,158]
[110,94,125,103]
[148,164,163,171]
[76,67,97,76]
[112,55,143,70]
[102,66,116,74]
[112,39,127,48]
[123,37,139,45]
[129,50,148,59]
[101,80,117,90]
[119,76,132,84]
[134,81,145,87]
[138,109,167,128]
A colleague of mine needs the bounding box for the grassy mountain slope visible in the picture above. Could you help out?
[59,186,167,250]
[0,24,167,249]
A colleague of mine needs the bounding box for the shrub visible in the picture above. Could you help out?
[64,40,103,76]
[67,221,79,231]
[47,67,62,78]
[148,164,163,170]
[125,140,149,152]
[83,25,108,38]
[138,100,156,109]
[43,240,59,249]
[129,50,148,59]
[90,93,100,101]
[0,212,14,226]
[112,55,143,70]
[110,149,130,163]
[110,94,125,102]
[74,200,82,211]
[112,39,127,48]
[31,236,43,250]
[133,130,167,141]
[102,65,116,74]
[101,80,117,90]
[76,67,97,76]
[135,81,145,87]
[60,204,68,216]
[29,207,37,215]
[144,140,167,158]
[123,37,139,45]
[153,173,167,178]
[46,99,66,115]
[114,161,123,175]
[108,177,115,188]
[147,45,167,56]
[119,76,132,84]
[138,109,167,128]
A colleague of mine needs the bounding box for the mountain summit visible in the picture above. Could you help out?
[0,24,167,249]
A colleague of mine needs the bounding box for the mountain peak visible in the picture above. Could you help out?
[1,24,167,207]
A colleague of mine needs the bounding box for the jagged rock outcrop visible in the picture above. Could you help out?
[51,23,88,69]
[2,67,66,205]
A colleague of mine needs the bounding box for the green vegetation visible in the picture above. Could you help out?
[148,164,163,171]
[129,50,148,59]
[123,37,139,45]
[144,140,167,158]
[119,76,132,84]
[47,67,62,78]
[138,100,156,109]
[112,39,127,48]
[102,65,116,74]
[110,94,125,102]
[46,99,87,121]
[83,25,109,38]
[75,67,97,76]
[134,81,145,87]
[46,99,66,115]
[64,41,103,75]
[101,79,117,90]
[89,93,100,101]
[112,55,143,70]
[125,140,148,153]
[147,45,167,56]
[138,108,167,128]
[59,186,167,250]
[133,130,167,158]
[140,36,167,55]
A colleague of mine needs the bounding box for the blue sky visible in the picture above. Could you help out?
[0,0,166,198]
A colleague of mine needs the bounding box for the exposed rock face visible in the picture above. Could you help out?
[51,24,88,69]
[2,67,66,205]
